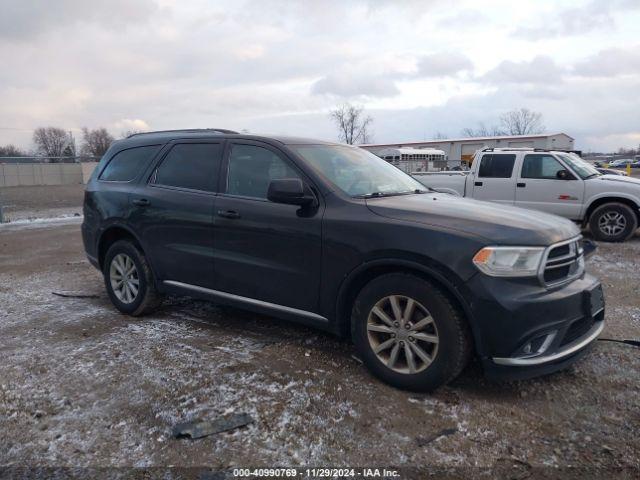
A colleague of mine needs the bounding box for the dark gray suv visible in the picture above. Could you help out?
[82,129,605,391]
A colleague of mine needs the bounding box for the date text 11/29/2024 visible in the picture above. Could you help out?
[232,468,400,478]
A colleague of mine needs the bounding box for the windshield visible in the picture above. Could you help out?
[291,144,428,197]
[558,153,601,179]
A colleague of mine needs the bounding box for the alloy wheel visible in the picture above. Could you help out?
[109,253,139,304]
[598,211,626,237]
[367,295,439,374]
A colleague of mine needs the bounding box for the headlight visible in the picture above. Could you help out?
[472,246,544,277]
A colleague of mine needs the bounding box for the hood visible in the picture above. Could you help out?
[591,175,640,187]
[366,193,580,246]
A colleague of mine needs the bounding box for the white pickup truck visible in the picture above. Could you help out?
[413,148,640,242]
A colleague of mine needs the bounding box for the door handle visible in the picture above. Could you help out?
[517,182,526,188]
[217,210,241,219]
[474,181,483,186]
[132,198,150,206]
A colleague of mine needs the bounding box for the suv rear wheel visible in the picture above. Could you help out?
[589,202,638,242]
[103,240,162,316]
[352,273,472,391]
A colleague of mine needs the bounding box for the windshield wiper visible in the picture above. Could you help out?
[355,188,433,198]
[355,191,406,198]
[584,173,601,179]
[355,192,392,198]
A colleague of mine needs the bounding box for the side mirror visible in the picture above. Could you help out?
[556,169,572,180]
[267,178,316,206]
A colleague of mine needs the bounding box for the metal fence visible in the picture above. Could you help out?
[0,156,100,164]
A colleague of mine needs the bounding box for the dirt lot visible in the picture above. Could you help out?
[0,197,639,478]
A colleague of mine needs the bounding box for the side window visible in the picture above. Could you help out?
[154,143,222,192]
[226,144,301,199]
[478,154,516,178]
[100,145,161,182]
[522,154,566,179]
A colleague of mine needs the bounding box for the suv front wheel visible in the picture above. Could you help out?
[103,240,162,316]
[589,202,638,242]
[352,273,472,392]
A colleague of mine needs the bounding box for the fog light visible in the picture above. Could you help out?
[516,331,557,358]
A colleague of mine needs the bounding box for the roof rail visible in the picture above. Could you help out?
[481,147,582,156]
[127,128,239,138]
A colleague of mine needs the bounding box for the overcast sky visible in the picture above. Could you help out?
[1,0,639,152]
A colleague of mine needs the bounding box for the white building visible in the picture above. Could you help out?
[376,147,446,173]
[361,133,575,167]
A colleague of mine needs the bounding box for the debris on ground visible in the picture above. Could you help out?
[172,413,254,439]
[51,291,100,299]
[350,354,363,364]
[415,427,458,447]
[598,338,640,348]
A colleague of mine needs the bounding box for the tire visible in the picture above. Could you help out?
[589,202,638,242]
[103,240,162,316]
[351,273,472,392]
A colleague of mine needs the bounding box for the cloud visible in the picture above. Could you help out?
[416,53,473,77]
[572,46,640,77]
[483,56,565,85]
[112,119,151,134]
[311,73,400,98]
[311,52,474,98]
[0,0,158,41]
[512,0,639,40]
[438,10,489,27]
[0,1,639,153]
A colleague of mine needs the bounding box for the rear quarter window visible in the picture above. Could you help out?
[99,145,161,182]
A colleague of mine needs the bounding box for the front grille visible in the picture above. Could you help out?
[541,237,584,286]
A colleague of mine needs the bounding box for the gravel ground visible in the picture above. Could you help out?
[0,198,639,478]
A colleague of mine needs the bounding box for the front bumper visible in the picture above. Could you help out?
[464,272,605,380]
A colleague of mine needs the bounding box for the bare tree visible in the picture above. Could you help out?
[81,127,114,157]
[432,132,449,140]
[33,127,75,161]
[461,122,504,138]
[500,108,545,135]
[330,103,373,144]
[0,145,25,157]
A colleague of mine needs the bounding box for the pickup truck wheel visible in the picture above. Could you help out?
[589,203,638,242]
[352,273,472,392]
[103,240,162,316]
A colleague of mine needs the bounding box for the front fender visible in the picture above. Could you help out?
[335,257,480,349]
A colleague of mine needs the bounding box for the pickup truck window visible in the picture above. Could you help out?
[558,153,601,179]
[478,154,516,178]
[522,154,565,179]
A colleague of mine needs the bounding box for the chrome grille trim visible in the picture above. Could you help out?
[538,235,585,288]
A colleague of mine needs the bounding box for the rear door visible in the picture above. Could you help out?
[515,153,584,219]
[471,153,517,204]
[129,140,223,289]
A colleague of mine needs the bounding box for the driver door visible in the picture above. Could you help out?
[514,153,584,219]
[212,141,324,314]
